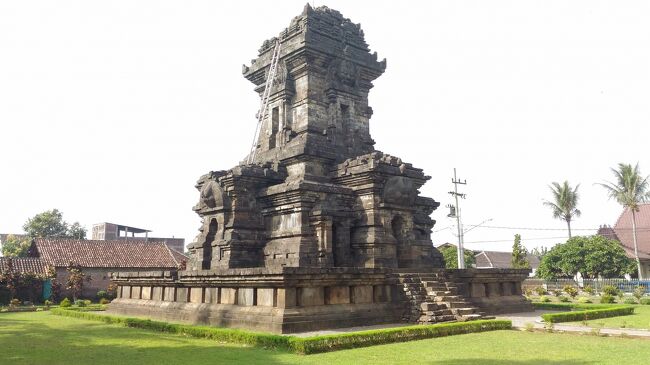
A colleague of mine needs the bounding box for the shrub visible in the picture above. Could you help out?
[623,297,637,305]
[558,296,570,302]
[44,300,52,308]
[600,294,616,304]
[563,285,579,298]
[60,298,71,308]
[534,287,546,296]
[541,305,634,323]
[550,289,561,297]
[96,290,109,300]
[583,285,594,295]
[524,288,533,297]
[577,297,592,304]
[49,309,512,354]
[9,298,21,307]
[74,299,86,307]
[83,299,92,306]
[633,285,646,301]
[540,296,551,303]
[99,298,110,305]
[602,285,621,297]
[640,298,650,305]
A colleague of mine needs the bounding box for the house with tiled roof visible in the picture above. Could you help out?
[27,238,188,298]
[598,203,650,278]
[474,251,541,277]
[0,257,48,276]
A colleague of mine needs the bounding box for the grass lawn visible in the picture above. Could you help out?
[568,304,650,330]
[3,312,650,364]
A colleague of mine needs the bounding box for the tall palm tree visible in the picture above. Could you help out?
[543,181,581,238]
[599,163,650,280]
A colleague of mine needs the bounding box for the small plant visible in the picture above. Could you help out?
[552,289,562,297]
[590,327,601,336]
[633,285,646,301]
[524,288,533,297]
[96,290,109,300]
[44,300,52,308]
[60,298,72,308]
[602,285,621,297]
[74,299,86,307]
[640,298,650,305]
[583,285,594,295]
[83,299,92,306]
[9,298,21,307]
[534,286,546,296]
[563,285,579,298]
[600,294,616,304]
[623,297,637,305]
[558,296,570,303]
[99,298,110,305]
[540,295,551,303]
[524,322,535,332]
[577,297,592,304]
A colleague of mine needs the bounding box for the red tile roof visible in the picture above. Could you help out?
[32,238,188,269]
[0,257,48,275]
[612,203,650,260]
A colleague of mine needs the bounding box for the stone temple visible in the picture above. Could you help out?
[109,5,532,333]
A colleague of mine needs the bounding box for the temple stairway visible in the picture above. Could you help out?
[398,272,484,324]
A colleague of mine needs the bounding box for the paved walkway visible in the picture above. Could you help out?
[497,310,650,339]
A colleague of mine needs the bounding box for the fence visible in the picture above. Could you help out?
[523,278,650,294]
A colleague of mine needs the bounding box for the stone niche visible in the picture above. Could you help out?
[107,4,532,334]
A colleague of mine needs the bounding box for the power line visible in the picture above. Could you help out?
[463,236,570,244]
[459,224,650,232]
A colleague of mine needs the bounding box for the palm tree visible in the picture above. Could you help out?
[543,181,581,238]
[599,163,650,280]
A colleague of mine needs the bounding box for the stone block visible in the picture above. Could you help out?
[352,285,373,304]
[204,287,219,304]
[325,286,350,304]
[163,287,175,302]
[298,287,324,306]
[121,286,130,299]
[487,283,501,297]
[470,283,486,298]
[141,286,151,300]
[257,288,275,307]
[190,287,203,303]
[131,286,141,299]
[221,288,237,304]
[501,282,513,296]
[373,285,391,303]
[152,287,163,301]
[238,288,255,306]
[176,287,188,302]
[277,288,296,308]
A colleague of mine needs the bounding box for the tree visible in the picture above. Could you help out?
[511,234,530,269]
[598,163,650,279]
[67,222,87,239]
[22,209,87,239]
[543,181,581,238]
[530,246,548,257]
[0,258,20,300]
[439,245,475,269]
[1,234,31,257]
[65,263,91,301]
[536,235,634,280]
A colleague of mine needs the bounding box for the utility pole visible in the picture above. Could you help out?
[448,168,467,269]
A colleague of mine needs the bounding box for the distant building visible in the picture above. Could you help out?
[474,251,540,277]
[91,222,185,253]
[28,238,188,298]
[598,203,650,278]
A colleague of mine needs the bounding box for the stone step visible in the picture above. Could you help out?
[435,295,462,302]
[457,314,483,322]
[422,309,454,316]
[420,302,440,311]
[446,301,470,309]
[427,290,454,297]
[453,307,477,316]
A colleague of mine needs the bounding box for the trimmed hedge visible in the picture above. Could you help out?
[288,320,512,354]
[50,309,511,354]
[532,302,635,323]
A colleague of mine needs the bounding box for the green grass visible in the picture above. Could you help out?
[568,304,650,330]
[3,312,650,364]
